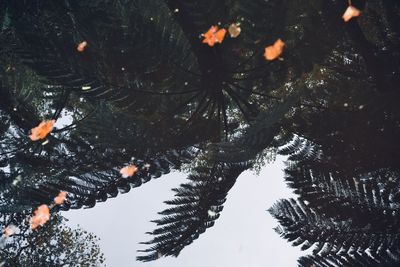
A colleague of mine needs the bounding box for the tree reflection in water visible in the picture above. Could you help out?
[0,0,399,266]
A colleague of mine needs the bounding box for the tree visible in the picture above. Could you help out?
[0,212,105,266]
[0,0,399,264]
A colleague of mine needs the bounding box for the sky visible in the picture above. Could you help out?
[63,156,305,267]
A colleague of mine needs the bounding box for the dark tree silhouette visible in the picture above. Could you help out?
[0,0,399,265]
[0,212,105,266]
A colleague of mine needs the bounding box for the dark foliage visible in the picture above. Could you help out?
[0,0,399,264]
[137,162,250,261]
[298,251,400,267]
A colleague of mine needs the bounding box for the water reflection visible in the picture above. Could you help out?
[1,0,400,266]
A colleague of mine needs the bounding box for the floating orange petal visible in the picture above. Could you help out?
[202,26,227,47]
[54,191,67,205]
[29,120,55,141]
[264,39,285,61]
[77,41,88,52]
[120,165,138,178]
[228,23,241,38]
[30,204,50,230]
[342,5,361,22]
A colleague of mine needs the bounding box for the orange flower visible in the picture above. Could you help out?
[30,204,50,230]
[342,5,361,22]
[77,41,88,52]
[228,23,241,38]
[202,26,227,47]
[264,39,285,61]
[29,120,55,141]
[54,191,67,205]
[120,165,138,178]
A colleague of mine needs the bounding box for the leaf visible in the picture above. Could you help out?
[137,163,250,261]
[202,26,227,47]
[264,38,285,61]
[228,23,241,38]
[342,6,361,22]
[29,120,55,141]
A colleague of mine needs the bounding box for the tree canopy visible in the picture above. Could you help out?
[0,212,105,266]
[0,0,399,265]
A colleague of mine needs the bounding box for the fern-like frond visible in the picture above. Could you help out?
[284,161,400,228]
[298,250,400,267]
[270,199,400,258]
[137,162,250,261]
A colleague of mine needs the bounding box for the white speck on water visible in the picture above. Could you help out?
[12,175,22,186]
[143,163,151,170]
[208,210,217,217]
[41,140,49,146]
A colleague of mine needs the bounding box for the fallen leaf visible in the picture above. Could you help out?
[77,41,88,52]
[342,5,361,22]
[29,120,55,141]
[30,205,50,230]
[120,165,138,178]
[202,26,227,47]
[264,39,285,61]
[228,23,241,38]
[54,191,67,205]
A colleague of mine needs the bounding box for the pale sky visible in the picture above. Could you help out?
[63,156,305,267]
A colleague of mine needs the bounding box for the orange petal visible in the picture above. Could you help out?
[77,41,88,52]
[30,204,50,230]
[342,6,361,22]
[120,165,138,178]
[54,191,67,205]
[264,39,285,61]
[202,26,226,47]
[215,29,227,43]
[29,120,55,141]
[202,26,217,46]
